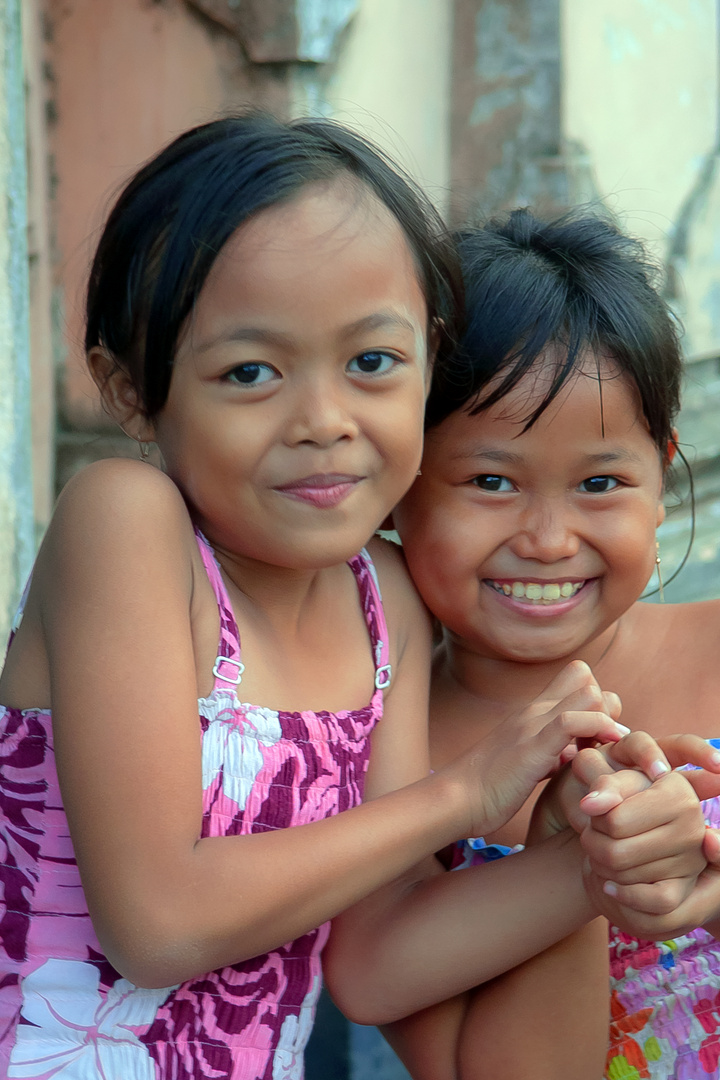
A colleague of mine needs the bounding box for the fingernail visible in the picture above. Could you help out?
[603,881,618,898]
[649,760,670,780]
[584,790,602,800]
[615,723,631,735]
[711,752,720,767]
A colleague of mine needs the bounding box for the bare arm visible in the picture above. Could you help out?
[455,918,609,1080]
[325,829,599,1024]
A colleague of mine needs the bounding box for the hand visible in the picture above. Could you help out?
[572,734,720,928]
[583,854,720,941]
[455,660,629,839]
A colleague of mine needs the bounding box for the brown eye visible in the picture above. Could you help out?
[225,363,277,386]
[471,475,513,492]
[348,352,397,375]
[579,476,619,494]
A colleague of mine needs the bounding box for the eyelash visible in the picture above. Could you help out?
[470,474,622,494]
[578,476,620,494]
[346,351,400,376]
[222,351,401,387]
[470,475,514,492]
[223,363,277,387]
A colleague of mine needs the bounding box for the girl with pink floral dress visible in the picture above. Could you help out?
[0,117,711,1080]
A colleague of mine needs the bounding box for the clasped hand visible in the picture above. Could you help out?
[534,730,720,939]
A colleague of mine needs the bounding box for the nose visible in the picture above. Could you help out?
[508,496,581,563]
[284,375,359,448]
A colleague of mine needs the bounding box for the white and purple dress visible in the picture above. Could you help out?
[0,531,391,1079]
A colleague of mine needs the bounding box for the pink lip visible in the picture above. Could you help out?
[483,578,596,618]
[275,474,362,509]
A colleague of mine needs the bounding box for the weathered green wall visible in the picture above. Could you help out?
[0,0,33,640]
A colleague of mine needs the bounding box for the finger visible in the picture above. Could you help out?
[656,734,720,773]
[558,744,579,766]
[588,772,700,840]
[583,816,705,877]
[600,877,698,916]
[585,842,706,885]
[601,691,622,722]
[579,768,652,817]
[703,827,720,864]
[532,660,598,711]
[681,769,720,803]
[586,862,720,938]
[600,731,671,782]
[572,747,624,789]
[540,712,630,764]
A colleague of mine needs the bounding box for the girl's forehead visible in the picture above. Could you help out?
[427,360,652,457]
[212,178,413,275]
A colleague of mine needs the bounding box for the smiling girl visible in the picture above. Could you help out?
[390,209,720,1080]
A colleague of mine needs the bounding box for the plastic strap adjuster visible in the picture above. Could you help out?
[374,664,392,691]
[212,656,245,685]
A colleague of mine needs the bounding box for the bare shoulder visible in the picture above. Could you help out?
[36,461,196,610]
[53,459,188,530]
[365,536,432,684]
[365,537,431,628]
[632,596,720,646]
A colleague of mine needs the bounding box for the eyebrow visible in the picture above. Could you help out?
[196,310,418,353]
[340,312,418,338]
[453,446,644,466]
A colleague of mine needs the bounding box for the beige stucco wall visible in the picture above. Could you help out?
[321,0,452,210]
[561,0,718,254]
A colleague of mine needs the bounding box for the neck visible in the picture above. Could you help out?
[441,619,622,707]
[208,542,348,634]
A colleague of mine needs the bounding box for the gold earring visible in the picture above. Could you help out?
[655,540,665,603]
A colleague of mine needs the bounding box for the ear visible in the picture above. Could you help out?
[666,427,679,466]
[87,346,155,441]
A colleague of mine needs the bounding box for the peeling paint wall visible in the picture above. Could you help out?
[562,0,718,254]
[0,0,33,641]
[322,0,452,209]
[561,0,720,601]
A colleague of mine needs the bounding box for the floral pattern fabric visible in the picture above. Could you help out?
[0,534,389,1079]
[605,745,720,1080]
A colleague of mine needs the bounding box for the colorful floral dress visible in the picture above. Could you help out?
[454,751,720,1080]
[0,532,391,1079]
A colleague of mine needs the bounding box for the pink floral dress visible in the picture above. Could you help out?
[0,532,391,1079]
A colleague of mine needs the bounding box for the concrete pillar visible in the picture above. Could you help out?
[0,0,34,643]
[450,0,597,225]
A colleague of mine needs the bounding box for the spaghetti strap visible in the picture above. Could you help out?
[194,529,245,691]
[349,548,392,691]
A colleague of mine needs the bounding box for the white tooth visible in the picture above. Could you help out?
[542,584,561,600]
[512,582,525,597]
[525,584,543,600]
[560,582,575,597]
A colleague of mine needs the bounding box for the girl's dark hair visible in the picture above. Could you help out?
[85,112,462,416]
[425,208,682,462]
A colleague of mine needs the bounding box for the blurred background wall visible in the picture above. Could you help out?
[3,0,720,1073]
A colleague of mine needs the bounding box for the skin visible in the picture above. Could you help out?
[0,181,631,1010]
[388,359,720,1078]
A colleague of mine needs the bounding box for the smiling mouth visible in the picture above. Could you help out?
[275,474,362,508]
[487,579,587,604]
